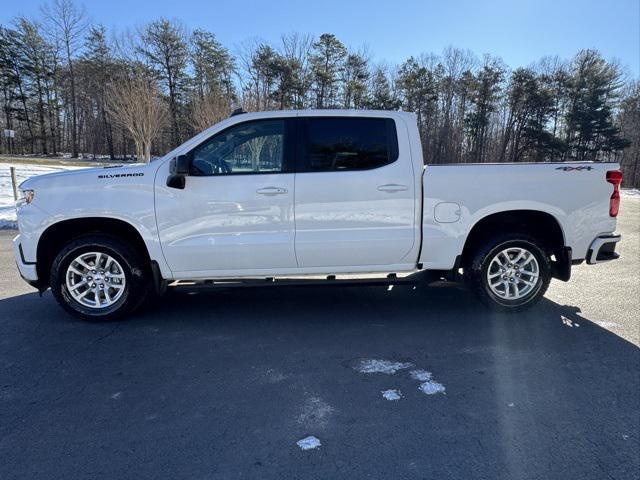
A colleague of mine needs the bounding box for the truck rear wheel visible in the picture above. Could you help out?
[465,234,552,312]
[50,235,150,321]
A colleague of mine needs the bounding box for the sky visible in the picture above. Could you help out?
[1,0,638,77]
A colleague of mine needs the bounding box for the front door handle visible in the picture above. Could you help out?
[256,186,288,195]
[377,184,409,193]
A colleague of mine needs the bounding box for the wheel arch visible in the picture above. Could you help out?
[460,210,566,269]
[37,217,152,288]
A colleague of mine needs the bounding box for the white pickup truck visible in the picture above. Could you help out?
[13,110,623,320]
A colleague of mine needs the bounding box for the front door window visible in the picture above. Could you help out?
[190,120,286,176]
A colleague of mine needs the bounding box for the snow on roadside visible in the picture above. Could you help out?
[621,188,640,198]
[0,164,84,230]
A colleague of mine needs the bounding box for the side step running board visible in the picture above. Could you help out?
[169,271,444,290]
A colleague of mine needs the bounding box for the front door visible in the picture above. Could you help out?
[155,118,297,276]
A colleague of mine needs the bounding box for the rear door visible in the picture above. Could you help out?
[294,115,417,268]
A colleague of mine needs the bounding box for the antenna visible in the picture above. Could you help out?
[230,108,247,117]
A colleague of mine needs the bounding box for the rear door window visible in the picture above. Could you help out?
[298,117,398,172]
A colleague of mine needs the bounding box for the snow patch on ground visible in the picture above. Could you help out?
[561,316,580,327]
[621,188,640,198]
[409,369,433,382]
[0,163,83,229]
[352,359,446,398]
[352,359,414,374]
[381,389,402,401]
[418,380,446,395]
[297,436,321,450]
[297,396,334,428]
[410,369,446,395]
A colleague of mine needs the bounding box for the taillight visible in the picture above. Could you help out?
[606,170,623,217]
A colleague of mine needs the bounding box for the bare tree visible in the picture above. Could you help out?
[41,0,86,157]
[106,72,167,162]
[191,91,230,132]
[280,32,313,108]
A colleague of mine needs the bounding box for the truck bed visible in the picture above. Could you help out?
[420,162,619,269]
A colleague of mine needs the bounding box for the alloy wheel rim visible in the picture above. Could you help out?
[486,247,540,300]
[65,252,126,309]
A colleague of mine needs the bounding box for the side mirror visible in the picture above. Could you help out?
[172,154,191,175]
[167,154,191,189]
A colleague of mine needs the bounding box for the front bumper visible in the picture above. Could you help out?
[13,234,39,285]
[586,234,621,265]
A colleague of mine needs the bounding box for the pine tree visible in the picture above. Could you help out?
[465,57,504,162]
[310,33,346,108]
[565,50,629,161]
[81,24,115,158]
[342,52,369,108]
[139,19,189,148]
[367,67,399,110]
[190,29,234,101]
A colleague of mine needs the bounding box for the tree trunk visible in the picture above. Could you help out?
[66,41,79,157]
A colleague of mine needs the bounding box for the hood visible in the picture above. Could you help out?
[19,163,157,190]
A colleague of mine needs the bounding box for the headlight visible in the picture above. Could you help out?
[16,189,35,207]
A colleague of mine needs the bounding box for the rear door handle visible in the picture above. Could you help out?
[256,187,288,195]
[377,184,409,193]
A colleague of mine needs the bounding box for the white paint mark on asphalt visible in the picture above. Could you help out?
[382,389,402,401]
[297,397,334,428]
[352,359,414,374]
[110,392,122,400]
[507,403,515,407]
[418,380,446,395]
[297,436,321,450]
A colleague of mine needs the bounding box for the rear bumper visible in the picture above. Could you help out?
[13,234,39,286]
[586,234,621,265]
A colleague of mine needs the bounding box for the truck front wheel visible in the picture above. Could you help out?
[465,234,552,311]
[50,235,150,321]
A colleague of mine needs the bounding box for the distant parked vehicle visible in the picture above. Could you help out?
[13,109,622,320]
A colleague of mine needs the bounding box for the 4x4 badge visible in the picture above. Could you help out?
[556,166,593,172]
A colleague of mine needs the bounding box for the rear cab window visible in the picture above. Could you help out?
[298,117,399,172]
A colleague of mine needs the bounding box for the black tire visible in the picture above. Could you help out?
[464,233,552,312]
[50,234,150,321]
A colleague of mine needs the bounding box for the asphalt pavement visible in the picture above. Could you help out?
[0,196,638,480]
